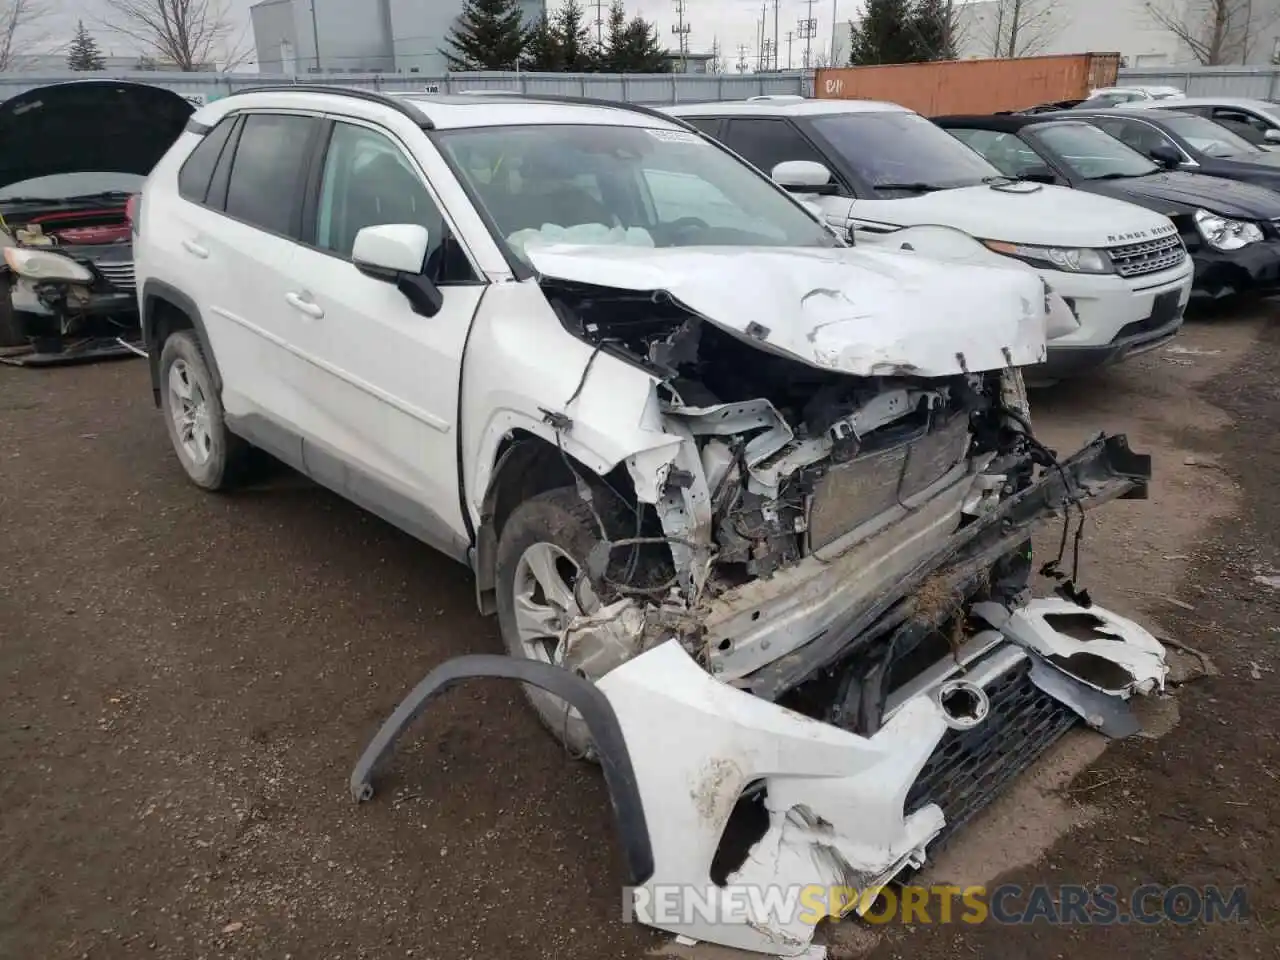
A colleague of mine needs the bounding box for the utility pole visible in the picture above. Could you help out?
[772,0,780,71]
[671,0,690,73]
[593,0,605,46]
[309,0,321,72]
[736,42,749,72]
[830,0,839,66]
[797,0,817,68]
[786,29,794,69]
[759,2,767,70]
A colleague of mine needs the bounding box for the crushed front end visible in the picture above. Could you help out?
[350,247,1167,956]
[1,205,142,366]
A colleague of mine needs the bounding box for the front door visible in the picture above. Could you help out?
[279,118,486,560]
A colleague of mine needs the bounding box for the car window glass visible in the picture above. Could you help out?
[224,113,317,237]
[722,118,829,177]
[1213,108,1267,132]
[1089,118,1173,156]
[314,122,467,284]
[1156,112,1258,156]
[178,116,237,204]
[945,129,1047,177]
[808,111,1001,192]
[436,123,836,261]
[1032,122,1159,179]
[683,116,722,138]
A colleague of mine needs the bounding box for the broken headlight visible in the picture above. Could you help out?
[1194,208,1263,251]
[982,239,1112,274]
[3,247,94,283]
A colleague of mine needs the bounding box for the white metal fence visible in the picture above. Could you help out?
[0,69,810,105]
[1118,65,1280,99]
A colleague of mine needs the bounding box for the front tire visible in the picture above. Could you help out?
[495,487,615,760]
[158,330,248,490]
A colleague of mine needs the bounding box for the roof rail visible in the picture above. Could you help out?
[219,83,435,129]
[444,90,701,132]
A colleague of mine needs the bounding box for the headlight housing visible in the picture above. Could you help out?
[1194,208,1263,251]
[3,247,95,283]
[982,239,1113,274]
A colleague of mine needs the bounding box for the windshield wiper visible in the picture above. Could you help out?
[873,181,945,193]
[63,191,135,202]
[1088,171,1147,180]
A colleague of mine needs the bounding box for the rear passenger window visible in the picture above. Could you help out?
[178,116,237,204]
[224,113,318,237]
[684,117,723,139]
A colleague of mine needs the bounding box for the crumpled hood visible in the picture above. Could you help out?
[526,244,1048,377]
[846,181,1175,248]
[0,80,194,191]
[1080,170,1280,219]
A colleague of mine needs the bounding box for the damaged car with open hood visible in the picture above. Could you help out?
[0,79,194,365]
[134,89,1169,957]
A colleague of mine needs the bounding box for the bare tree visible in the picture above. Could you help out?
[0,0,52,71]
[1145,0,1278,64]
[99,0,250,71]
[977,0,1064,57]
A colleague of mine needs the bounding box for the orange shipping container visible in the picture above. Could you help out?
[814,53,1121,117]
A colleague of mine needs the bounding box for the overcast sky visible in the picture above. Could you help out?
[37,0,853,72]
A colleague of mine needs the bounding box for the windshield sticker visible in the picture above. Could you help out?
[646,128,706,144]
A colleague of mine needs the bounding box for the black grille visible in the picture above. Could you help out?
[1107,234,1186,278]
[904,658,1078,847]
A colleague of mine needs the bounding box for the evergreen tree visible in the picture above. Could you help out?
[909,0,957,60]
[66,20,106,71]
[847,0,922,64]
[599,1,668,72]
[440,0,527,71]
[521,13,564,70]
[554,0,596,70]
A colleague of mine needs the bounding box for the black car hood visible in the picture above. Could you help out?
[1078,169,1280,219]
[0,80,194,191]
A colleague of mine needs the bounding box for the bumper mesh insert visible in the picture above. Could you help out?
[904,657,1078,848]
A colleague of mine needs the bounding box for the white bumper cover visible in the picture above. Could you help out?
[595,598,1169,956]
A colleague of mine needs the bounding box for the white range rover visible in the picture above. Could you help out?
[133,87,1168,956]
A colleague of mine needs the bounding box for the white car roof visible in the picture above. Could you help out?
[194,87,691,131]
[663,98,913,118]
[1127,95,1277,110]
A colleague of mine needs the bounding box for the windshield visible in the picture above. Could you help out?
[434,123,836,260]
[1032,122,1160,179]
[1159,112,1259,156]
[0,172,144,202]
[806,110,1003,192]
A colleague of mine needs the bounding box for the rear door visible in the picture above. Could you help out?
[276,117,486,559]
[181,110,326,452]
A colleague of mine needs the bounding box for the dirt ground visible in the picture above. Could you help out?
[1,311,1277,960]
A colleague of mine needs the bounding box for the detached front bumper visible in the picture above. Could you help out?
[1190,236,1280,299]
[349,434,1162,956]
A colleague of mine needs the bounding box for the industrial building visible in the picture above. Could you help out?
[250,0,547,75]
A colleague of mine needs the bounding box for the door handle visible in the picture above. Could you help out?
[285,291,325,319]
[181,239,209,259]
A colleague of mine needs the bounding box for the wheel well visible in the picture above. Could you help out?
[144,298,195,407]
[472,429,636,616]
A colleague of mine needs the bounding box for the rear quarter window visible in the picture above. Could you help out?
[177,116,237,204]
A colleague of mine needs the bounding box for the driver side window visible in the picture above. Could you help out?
[1092,118,1173,156]
[314,122,473,283]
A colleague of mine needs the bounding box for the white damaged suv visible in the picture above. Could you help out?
[135,88,1168,956]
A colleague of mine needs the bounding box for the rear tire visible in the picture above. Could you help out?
[158,330,248,490]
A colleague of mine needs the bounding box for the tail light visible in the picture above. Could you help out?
[126,194,141,236]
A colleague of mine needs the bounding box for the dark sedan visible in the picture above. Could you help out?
[936,113,1280,300]
[1059,106,1280,190]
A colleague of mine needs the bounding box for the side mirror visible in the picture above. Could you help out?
[1021,165,1056,184]
[772,160,839,195]
[1264,128,1280,144]
[352,223,443,317]
[1148,143,1182,168]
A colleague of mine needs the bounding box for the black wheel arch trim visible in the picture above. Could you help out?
[348,653,655,885]
[141,279,222,405]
